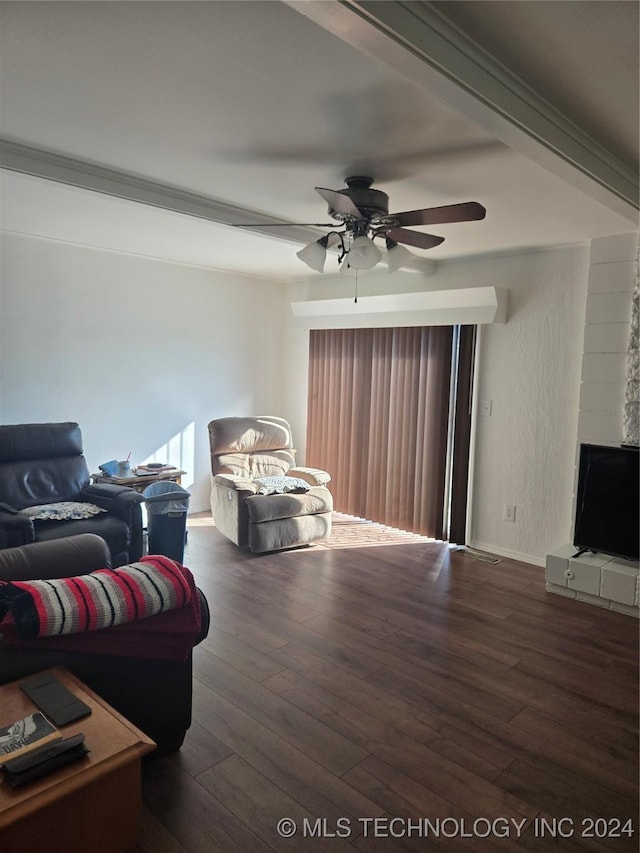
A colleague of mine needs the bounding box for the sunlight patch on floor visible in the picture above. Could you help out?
[186,512,215,528]
[187,510,440,549]
[316,512,440,550]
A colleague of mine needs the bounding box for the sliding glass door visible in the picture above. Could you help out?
[306,325,474,540]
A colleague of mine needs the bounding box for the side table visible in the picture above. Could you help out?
[91,469,186,495]
[0,667,155,853]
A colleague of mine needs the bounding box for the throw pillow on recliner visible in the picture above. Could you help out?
[20,501,108,521]
[0,555,191,639]
[253,476,311,495]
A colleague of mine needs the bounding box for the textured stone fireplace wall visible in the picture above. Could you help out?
[623,245,639,445]
[546,545,639,617]
[575,233,638,448]
[545,232,639,616]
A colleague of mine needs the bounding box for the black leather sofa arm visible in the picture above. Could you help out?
[0,533,111,581]
[79,484,145,562]
[79,483,145,516]
[0,509,35,549]
[195,588,210,645]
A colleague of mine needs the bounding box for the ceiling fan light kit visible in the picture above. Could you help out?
[240,176,486,275]
[339,259,361,277]
[295,235,331,273]
[348,234,382,270]
[385,238,414,273]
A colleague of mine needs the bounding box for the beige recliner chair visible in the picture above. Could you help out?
[208,416,332,553]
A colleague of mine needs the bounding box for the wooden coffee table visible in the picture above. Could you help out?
[0,668,155,853]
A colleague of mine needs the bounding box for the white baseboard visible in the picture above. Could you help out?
[468,539,545,567]
[187,503,211,515]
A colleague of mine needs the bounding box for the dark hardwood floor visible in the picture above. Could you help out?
[137,513,639,852]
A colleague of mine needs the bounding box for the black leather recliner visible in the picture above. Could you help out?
[0,534,210,753]
[0,421,143,566]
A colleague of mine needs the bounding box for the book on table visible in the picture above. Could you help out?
[0,712,61,765]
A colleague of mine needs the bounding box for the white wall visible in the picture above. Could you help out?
[0,233,284,511]
[3,232,628,565]
[467,248,589,564]
[283,245,591,565]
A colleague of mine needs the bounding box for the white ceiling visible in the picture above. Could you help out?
[0,1,638,281]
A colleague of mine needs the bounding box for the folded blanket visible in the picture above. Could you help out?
[0,555,191,638]
[0,558,202,661]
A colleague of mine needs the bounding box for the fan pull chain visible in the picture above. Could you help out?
[354,269,359,303]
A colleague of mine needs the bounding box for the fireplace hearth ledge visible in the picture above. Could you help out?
[545,544,639,617]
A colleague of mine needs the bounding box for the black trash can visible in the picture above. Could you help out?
[143,481,191,562]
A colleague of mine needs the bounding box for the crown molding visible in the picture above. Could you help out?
[286,0,638,220]
[0,139,320,246]
[0,139,438,276]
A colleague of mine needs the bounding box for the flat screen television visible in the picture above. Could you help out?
[573,443,639,561]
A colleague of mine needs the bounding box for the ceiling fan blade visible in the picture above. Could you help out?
[315,187,362,218]
[391,202,486,227]
[231,221,335,227]
[386,228,445,250]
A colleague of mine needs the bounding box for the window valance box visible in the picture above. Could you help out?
[289,286,508,330]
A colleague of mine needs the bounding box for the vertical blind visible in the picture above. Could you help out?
[306,326,454,539]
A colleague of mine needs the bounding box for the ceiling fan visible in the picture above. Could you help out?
[235,176,486,273]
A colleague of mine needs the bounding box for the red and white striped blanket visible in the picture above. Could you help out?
[0,555,191,638]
